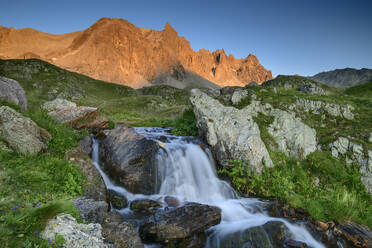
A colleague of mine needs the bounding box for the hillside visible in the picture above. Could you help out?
[0,59,191,126]
[0,18,273,88]
[310,68,372,88]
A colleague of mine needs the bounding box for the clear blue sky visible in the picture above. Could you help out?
[1,0,371,76]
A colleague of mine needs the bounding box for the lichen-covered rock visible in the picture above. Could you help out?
[330,137,350,158]
[73,197,108,224]
[190,89,273,173]
[107,189,128,210]
[295,98,354,120]
[231,88,249,105]
[65,148,107,201]
[0,106,51,155]
[268,109,317,159]
[0,140,11,151]
[0,76,28,109]
[41,214,113,248]
[100,124,159,194]
[42,98,77,111]
[139,202,221,247]
[360,150,372,195]
[369,133,372,143]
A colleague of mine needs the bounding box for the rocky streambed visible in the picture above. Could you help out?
[41,125,371,248]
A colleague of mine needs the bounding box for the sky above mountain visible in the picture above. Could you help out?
[1,0,371,77]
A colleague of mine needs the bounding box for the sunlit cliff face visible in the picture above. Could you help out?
[0,18,273,88]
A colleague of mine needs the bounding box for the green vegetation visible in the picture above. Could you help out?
[344,80,372,97]
[218,151,372,228]
[0,59,190,127]
[0,105,87,247]
[169,108,198,136]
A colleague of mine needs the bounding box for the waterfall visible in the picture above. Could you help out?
[92,128,325,248]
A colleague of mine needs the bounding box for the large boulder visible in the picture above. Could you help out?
[139,202,221,247]
[42,98,77,111]
[100,125,159,194]
[0,106,51,155]
[190,89,273,173]
[44,99,109,134]
[41,214,113,248]
[211,221,292,248]
[267,109,317,159]
[0,76,27,109]
[65,148,107,201]
[103,220,144,248]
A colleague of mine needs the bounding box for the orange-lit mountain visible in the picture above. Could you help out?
[0,18,273,88]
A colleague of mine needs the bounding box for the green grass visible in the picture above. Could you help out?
[344,80,372,97]
[0,105,87,247]
[218,151,372,228]
[0,59,190,127]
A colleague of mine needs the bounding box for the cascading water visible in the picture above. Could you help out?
[92,128,325,248]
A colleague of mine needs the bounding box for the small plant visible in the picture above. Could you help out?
[170,108,198,136]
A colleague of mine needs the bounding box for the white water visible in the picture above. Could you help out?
[92,128,325,248]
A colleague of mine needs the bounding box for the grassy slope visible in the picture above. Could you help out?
[220,76,372,228]
[0,59,190,127]
[0,103,87,247]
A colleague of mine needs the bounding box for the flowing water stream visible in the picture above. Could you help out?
[92,127,325,248]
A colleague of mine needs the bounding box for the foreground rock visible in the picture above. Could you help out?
[0,76,28,109]
[43,98,109,133]
[65,148,107,201]
[103,220,144,248]
[73,197,108,224]
[42,98,77,111]
[139,202,221,247]
[0,106,51,154]
[100,125,159,194]
[41,214,113,248]
[214,221,293,248]
[130,199,162,214]
[190,89,273,173]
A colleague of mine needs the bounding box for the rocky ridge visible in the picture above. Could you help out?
[0,18,273,88]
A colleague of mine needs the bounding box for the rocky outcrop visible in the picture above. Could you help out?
[139,202,221,247]
[0,18,273,88]
[330,137,372,194]
[100,125,159,194]
[310,68,372,88]
[41,214,113,248]
[43,99,109,133]
[267,109,317,159]
[190,89,273,173]
[65,148,107,201]
[298,82,328,95]
[294,98,354,120]
[0,106,51,154]
[42,98,77,111]
[0,76,28,109]
[103,221,144,248]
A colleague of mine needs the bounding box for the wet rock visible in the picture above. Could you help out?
[102,221,144,248]
[334,221,372,248]
[164,196,180,207]
[78,136,92,155]
[216,221,291,248]
[73,197,108,224]
[65,148,107,201]
[0,106,51,155]
[130,199,162,214]
[0,76,28,109]
[48,106,109,133]
[41,214,113,248]
[100,124,159,194]
[42,98,76,111]
[139,202,221,247]
[284,239,307,248]
[108,189,128,209]
[190,89,273,173]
